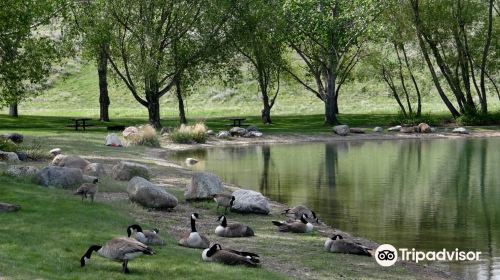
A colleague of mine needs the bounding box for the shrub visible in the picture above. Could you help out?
[170,123,207,144]
[19,138,50,161]
[456,113,499,126]
[392,112,439,126]
[126,124,160,147]
[0,138,18,152]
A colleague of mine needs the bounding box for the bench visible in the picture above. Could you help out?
[227,117,249,127]
[66,118,93,131]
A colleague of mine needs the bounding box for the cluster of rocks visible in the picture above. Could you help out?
[215,126,263,139]
[332,125,367,136]
[387,123,435,133]
[0,133,25,163]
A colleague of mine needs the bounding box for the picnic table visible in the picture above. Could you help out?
[67,118,93,131]
[227,117,248,127]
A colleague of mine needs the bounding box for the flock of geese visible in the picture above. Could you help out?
[79,196,374,274]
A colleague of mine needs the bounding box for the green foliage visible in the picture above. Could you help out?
[170,123,207,144]
[18,138,50,161]
[0,138,18,152]
[392,112,440,126]
[456,113,500,126]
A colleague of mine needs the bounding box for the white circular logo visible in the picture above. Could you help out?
[375,244,398,267]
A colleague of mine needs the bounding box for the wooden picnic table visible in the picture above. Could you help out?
[68,118,92,131]
[227,117,248,127]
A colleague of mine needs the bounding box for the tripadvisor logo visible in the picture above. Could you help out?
[374,244,481,267]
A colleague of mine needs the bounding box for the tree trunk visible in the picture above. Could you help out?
[382,67,407,117]
[175,77,187,124]
[9,102,18,117]
[325,71,339,125]
[147,97,161,129]
[479,0,494,114]
[260,85,272,124]
[402,45,422,116]
[97,43,110,122]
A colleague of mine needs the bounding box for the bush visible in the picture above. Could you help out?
[170,123,207,144]
[19,138,50,161]
[126,124,160,147]
[392,112,439,126]
[456,113,499,126]
[0,138,18,152]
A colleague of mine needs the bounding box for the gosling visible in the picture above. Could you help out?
[74,178,98,202]
[213,194,235,214]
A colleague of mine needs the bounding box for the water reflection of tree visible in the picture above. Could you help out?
[324,143,343,188]
[479,139,493,280]
[259,145,271,195]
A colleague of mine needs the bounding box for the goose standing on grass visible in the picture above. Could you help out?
[272,214,313,233]
[127,224,165,245]
[74,178,99,202]
[215,215,254,237]
[213,194,235,214]
[324,235,372,256]
[282,205,319,223]
[80,237,154,274]
[202,244,260,267]
[178,213,210,249]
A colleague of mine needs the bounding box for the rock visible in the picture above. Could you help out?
[388,125,402,132]
[105,134,123,147]
[35,166,84,188]
[6,165,39,177]
[373,127,384,133]
[51,155,90,170]
[15,152,28,161]
[5,133,23,144]
[84,163,106,177]
[349,128,365,134]
[83,175,98,183]
[430,127,437,133]
[206,130,216,136]
[186,158,198,165]
[418,123,432,133]
[400,126,415,133]
[0,202,20,213]
[452,127,469,134]
[127,177,178,209]
[231,189,270,215]
[333,125,350,136]
[112,161,151,181]
[160,127,171,135]
[217,131,230,139]
[243,131,264,138]
[0,151,20,162]
[230,127,247,137]
[49,148,62,157]
[247,126,258,132]
[123,126,139,138]
[184,172,223,200]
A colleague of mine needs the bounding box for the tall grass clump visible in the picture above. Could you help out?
[170,123,207,144]
[0,138,18,152]
[125,124,160,147]
[19,138,51,161]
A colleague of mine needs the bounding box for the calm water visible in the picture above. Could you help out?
[173,138,500,279]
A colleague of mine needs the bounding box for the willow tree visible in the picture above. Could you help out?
[283,0,382,125]
[106,0,231,128]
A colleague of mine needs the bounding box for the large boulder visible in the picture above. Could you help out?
[217,131,230,139]
[333,125,350,136]
[105,134,123,147]
[6,165,39,177]
[15,152,28,161]
[52,155,90,170]
[184,172,223,200]
[112,161,151,181]
[0,202,20,213]
[0,151,20,162]
[373,127,384,133]
[453,127,469,134]
[231,189,270,215]
[230,127,247,137]
[127,177,178,209]
[84,163,106,177]
[388,125,402,132]
[418,123,432,133]
[35,166,84,188]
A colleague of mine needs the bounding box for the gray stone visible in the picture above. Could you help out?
[388,125,402,132]
[0,202,20,213]
[84,163,106,177]
[206,130,216,136]
[400,126,415,133]
[230,127,247,137]
[105,134,123,147]
[186,158,198,165]
[6,165,39,177]
[49,148,62,157]
[217,131,230,139]
[373,127,384,133]
[15,152,28,161]
[0,151,20,162]
[247,126,258,132]
[5,133,23,144]
[83,175,98,183]
[127,177,178,209]
[184,172,223,200]
[349,128,365,134]
[35,166,84,188]
[452,127,469,134]
[112,161,151,181]
[418,123,432,133]
[333,125,350,136]
[51,155,90,170]
[243,131,263,138]
[231,189,270,215]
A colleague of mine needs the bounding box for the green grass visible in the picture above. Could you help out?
[0,176,286,280]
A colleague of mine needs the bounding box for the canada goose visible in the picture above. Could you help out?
[213,194,235,214]
[178,213,210,249]
[80,237,154,273]
[282,205,319,223]
[324,235,372,256]
[202,244,259,267]
[74,178,99,202]
[272,214,313,233]
[215,215,254,237]
[126,224,164,246]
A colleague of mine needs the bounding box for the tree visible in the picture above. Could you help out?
[105,0,231,128]
[283,0,382,125]
[230,0,287,124]
[0,0,61,117]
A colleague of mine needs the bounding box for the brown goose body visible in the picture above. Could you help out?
[74,179,98,202]
[127,224,164,245]
[202,244,259,267]
[213,194,235,214]
[178,213,210,249]
[282,205,319,223]
[272,214,313,233]
[215,215,254,237]
[324,235,371,256]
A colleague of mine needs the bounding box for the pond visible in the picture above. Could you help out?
[172,138,500,280]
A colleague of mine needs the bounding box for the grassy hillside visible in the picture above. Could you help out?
[3,62,498,120]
